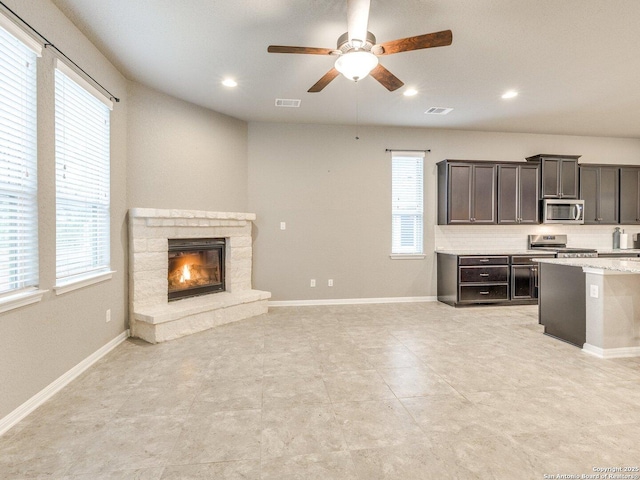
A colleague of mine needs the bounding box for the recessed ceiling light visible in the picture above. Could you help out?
[222,79,238,87]
[403,88,418,97]
[502,90,518,99]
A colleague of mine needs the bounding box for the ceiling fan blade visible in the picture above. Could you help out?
[347,0,370,45]
[377,30,452,55]
[370,64,404,91]
[308,68,340,93]
[268,45,335,55]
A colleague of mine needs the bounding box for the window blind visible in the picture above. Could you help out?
[55,64,111,283]
[391,153,424,255]
[0,23,39,295]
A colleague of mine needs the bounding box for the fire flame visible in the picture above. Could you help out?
[179,264,191,283]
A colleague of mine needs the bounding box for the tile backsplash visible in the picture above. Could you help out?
[434,224,640,251]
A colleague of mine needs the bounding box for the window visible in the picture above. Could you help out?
[55,60,112,288]
[391,152,424,256]
[0,18,40,297]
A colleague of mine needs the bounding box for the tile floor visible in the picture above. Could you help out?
[1,302,640,479]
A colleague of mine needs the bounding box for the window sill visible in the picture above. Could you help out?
[389,254,426,260]
[54,270,115,296]
[0,288,48,314]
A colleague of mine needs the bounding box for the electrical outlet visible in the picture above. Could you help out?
[280,222,286,230]
[328,279,333,287]
[310,279,316,287]
[589,285,599,298]
[106,309,111,322]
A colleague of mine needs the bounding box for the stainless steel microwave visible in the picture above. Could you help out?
[542,199,584,224]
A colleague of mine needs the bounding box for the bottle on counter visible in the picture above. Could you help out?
[613,227,621,249]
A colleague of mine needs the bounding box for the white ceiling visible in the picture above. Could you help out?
[50,0,640,138]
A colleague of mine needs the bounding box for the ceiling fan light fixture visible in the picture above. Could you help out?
[334,51,378,82]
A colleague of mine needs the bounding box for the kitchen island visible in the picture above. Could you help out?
[537,257,640,358]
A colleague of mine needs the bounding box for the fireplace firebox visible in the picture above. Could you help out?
[168,238,225,301]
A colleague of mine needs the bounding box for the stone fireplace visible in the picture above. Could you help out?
[128,208,270,343]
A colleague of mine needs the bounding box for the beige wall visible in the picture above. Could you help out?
[247,122,640,301]
[3,0,640,424]
[0,0,128,419]
[127,82,248,212]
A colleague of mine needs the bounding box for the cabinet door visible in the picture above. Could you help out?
[519,165,539,223]
[598,167,619,224]
[619,167,640,224]
[560,159,578,198]
[472,164,496,223]
[497,165,518,224]
[541,159,560,198]
[580,166,599,224]
[511,265,534,299]
[447,164,473,223]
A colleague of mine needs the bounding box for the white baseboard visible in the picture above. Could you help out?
[269,296,437,307]
[583,343,640,359]
[0,329,130,437]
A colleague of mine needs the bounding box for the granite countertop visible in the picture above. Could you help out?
[436,249,544,256]
[436,248,640,256]
[595,249,640,254]
[536,257,640,273]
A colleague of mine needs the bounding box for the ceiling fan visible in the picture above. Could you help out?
[267,0,452,93]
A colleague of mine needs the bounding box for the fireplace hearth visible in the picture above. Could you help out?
[168,238,225,301]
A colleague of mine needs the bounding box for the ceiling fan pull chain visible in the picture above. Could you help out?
[355,80,360,140]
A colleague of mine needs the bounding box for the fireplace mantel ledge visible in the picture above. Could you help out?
[130,208,256,221]
[134,289,271,325]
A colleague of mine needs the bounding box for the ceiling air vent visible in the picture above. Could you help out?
[425,107,453,115]
[275,98,301,108]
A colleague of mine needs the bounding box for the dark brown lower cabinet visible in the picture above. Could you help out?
[510,255,554,300]
[437,253,554,306]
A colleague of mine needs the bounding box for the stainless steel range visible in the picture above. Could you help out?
[528,234,598,258]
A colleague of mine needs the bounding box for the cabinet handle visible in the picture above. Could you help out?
[479,273,490,277]
[479,291,490,295]
[479,259,490,263]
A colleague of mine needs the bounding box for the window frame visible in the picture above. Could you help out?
[0,14,47,311]
[53,59,114,294]
[390,151,425,259]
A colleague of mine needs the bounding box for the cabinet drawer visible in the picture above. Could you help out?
[459,256,509,266]
[459,285,508,302]
[459,266,509,283]
[511,254,555,265]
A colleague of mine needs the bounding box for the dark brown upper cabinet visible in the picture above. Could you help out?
[579,165,619,224]
[438,160,496,225]
[526,154,580,199]
[497,163,539,224]
[619,167,640,224]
